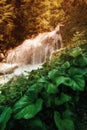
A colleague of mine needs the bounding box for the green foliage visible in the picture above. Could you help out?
[54,111,75,130]
[14,98,43,119]
[55,93,72,105]
[0,43,87,129]
[69,47,82,57]
[0,107,12,130]
[0,76,28,105]
[71,32,87,45]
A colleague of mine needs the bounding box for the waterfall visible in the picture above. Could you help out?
[0,24,63,84]
[6,24,63,65]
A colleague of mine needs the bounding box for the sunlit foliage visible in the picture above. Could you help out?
[0,0,87,51]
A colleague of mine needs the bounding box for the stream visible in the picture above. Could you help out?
[0,64,42,85]
[0,24,63,85]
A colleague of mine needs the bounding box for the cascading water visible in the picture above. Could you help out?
[0,24,63,84]
[6,24,63,65]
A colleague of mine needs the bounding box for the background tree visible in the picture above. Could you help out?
[0,0,87,53]
[61,0,87,45]
[0,0,14,51]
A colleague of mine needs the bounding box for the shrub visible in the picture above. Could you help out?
[0,43,87,130]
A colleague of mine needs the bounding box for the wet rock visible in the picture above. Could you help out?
[0,53,4,62]
[0,63,18,75]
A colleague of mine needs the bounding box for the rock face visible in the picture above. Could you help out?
[0,63,18,75]
[6,25,63,65]
[0,53,4,62]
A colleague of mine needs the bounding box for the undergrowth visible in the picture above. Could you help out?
[0,42,87,130]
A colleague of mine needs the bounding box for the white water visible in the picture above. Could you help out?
[0,25,63,85]
[6,25,62,65]
[0,64,42,85]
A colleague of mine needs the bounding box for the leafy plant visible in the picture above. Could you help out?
[0,107,12,130]
[0,42,87,130]
[14,98,43,119]
[54,111,75,130]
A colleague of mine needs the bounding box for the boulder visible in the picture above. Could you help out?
[0,63,18,75]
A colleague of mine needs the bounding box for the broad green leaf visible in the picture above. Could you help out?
[26,89,38,101]
[61,61,70,69]
[27,84,38,91]
[27,84,42,93]
[0,107,12,130]
[55,93,72,106]
[54,111,64,130]
[46,83,58,94]
[54,111,75,130]
[15,98,43,119]
[63,119,75,130]
[64,76,85,91]
[62,109,73,119]
[13,95,30,113]
[73,75,85,91]
[73,55,87,67]
[28,118,46,130]
[37,76,47,83]
[0,106,5,114]
[79,56,87,67]
[70,47,82,58]
[68,67,87,76]
[48,69,58,79]
[54,76,66,86]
